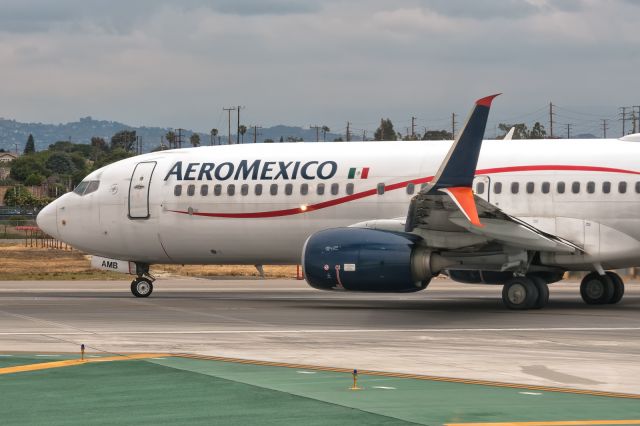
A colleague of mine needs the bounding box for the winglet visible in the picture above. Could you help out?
[427,93,500,192]
[439,187,483,227]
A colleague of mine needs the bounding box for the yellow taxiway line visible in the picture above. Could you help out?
[176,353,640,400]
[446,421,640,426]
[0,353,170,375]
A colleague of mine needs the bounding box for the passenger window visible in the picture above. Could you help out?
[346,183,354,195]
[541,182,550,194]
[270,184,278,196]
[187,184,195,196]
[406,183,415,195]
[526,182,534,194]
[557,182,565,194]
[493,182,502,194]
[636,182,640,193]
[317,183,325,195]
[285,183,293,196]
[214,184,222,196]
[377,183,385,195]
[174,185,182,196]
[227,184,235,196]
[602,182,611,194]
[255,184,263,196]
[331,183,339,195]
[200,185,208,196]
[476,182,485,194]
[619,181,627,194]
[300,183,308,195]
[421,183,428,191]
[511,182,519,194]
[241,184,249,196]
[571,182,580,194]
[85,181,100,195]
[586,182,595,194]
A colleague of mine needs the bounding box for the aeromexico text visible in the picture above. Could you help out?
[164,160,338,181]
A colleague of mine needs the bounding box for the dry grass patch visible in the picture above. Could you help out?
[0,243,298,280]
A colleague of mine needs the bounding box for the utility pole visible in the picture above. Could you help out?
[223,107,236,144]
[635,106,640,134]
[549,102,555,139]
[602,119,609,138]
[310,125,321,141]
[177,128,184,148]
[620,106,629,136]
[252,125,262,143]
[566,123,572,139]
[362,130,366,141]
[451,113,457,138]
[346,122,351,142]
[237,106,244,144]
[411,116,416,139]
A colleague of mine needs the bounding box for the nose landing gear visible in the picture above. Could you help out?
[130,263,155,297]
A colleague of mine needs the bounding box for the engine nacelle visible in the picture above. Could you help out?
[302,227,446,292]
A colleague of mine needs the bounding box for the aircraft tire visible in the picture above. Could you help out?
[502,277,539,310]
[580,272,613,305]
[605,272,624,304]
[131,278,153,298]
[528,276,550,309]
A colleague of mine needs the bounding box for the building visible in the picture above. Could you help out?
[0,152,18,163]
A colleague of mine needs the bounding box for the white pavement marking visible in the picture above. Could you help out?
[1,327,639,336]
[373,386,397,390]
[0,355,13,357]
[35,354,61,357]
[297,371,317,374]
[519,391,542,395]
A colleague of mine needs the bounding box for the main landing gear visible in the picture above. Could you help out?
[580,271,624,305]
[502,276,549,310]
[130,263,155,298]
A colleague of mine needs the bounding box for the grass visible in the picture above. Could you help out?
[0,242,298,280]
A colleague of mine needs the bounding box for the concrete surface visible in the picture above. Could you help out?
[0,277,639,395]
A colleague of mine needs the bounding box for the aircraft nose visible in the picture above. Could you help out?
[36,200,58,238]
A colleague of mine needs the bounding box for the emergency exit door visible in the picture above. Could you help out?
[128,161,157,219]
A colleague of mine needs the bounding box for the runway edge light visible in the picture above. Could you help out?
[350,369,362,390]
[80,344,85,361]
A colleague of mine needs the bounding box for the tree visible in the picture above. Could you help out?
[238,125,247,144]
[190,133,201,147]
[3,185,44,208]
[91,137,108,151]
[165,131,176,148]
[24,134,35,155]
[210,128,219,145]
[374,119,397,141]
[422,130,453,140]
[264,139,274,143]
[46,152,76,175]
[333,137,343,142]
[279,136,284,142]
[9,155,48,182]
[92,148,134,170]
[321,126,330,142]
[529,122,547,139]
[110,130,136,151]
[25,173,44,186]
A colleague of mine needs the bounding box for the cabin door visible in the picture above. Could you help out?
[473,175,491,203]
[128,161,157,219]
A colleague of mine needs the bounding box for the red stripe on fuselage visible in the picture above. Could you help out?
[168,165,640,219]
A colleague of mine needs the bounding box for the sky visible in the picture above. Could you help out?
[0,0,639,138]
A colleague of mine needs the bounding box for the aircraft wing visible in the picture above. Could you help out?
[402,94,581,254]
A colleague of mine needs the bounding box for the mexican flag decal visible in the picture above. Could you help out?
[348,167,369,179]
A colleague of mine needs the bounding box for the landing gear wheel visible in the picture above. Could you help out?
[580,272,613,305]
[529,276,550,309]
[131,277,153,298]
[502,277,539,310]
[605,272,624,304]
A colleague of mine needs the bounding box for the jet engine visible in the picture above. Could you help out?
[302,227,449,292]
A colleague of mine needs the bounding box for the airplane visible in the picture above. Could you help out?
[36,94,640,309]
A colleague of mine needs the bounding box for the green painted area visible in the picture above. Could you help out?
[1,355,639,425]
[0,358,410,425]
[0,354,74,368]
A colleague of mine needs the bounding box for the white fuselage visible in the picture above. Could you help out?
[38,139,640,270]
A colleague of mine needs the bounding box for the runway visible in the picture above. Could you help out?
[1,277,639,395]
